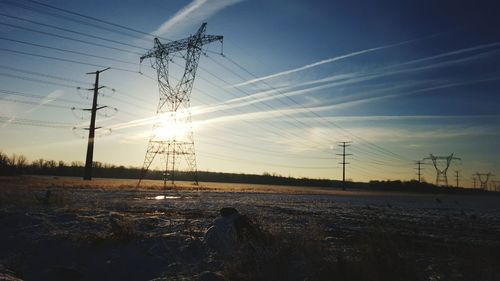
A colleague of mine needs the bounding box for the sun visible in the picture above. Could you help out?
[151,111,191,141]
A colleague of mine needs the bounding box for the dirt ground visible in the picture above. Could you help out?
[1,176,500,281]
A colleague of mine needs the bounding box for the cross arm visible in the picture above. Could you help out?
[140,35,223,62]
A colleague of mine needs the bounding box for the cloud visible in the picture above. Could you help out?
[153,0,243,37]
[232,41,500,88]
[231,36,439,88]
[1,90,65,128]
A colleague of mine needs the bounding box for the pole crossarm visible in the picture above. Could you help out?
[140,33,223,62]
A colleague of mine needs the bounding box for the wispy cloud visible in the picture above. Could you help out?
[232,41,500,88]
[0,90,65,128]
[231,36,438,88]
[153,0,243,37]
[214,46,499,116]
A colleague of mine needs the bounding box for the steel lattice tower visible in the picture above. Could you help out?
[424,153,460,186]
[138,23,222,186]
[475,172,493,190]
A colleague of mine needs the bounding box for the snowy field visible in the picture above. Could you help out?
[1,176,500,280]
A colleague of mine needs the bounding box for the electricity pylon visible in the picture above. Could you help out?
[475,172,493,190]
[137,23,222,187]
[491,180,500,192]
[424,153,460,186]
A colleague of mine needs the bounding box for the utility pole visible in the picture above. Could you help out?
[137,23,222,187]
[83,67,110,180]
[415,160,424,183]
[455,170,460,188]
[337,141,352,190]
[472,175,477,189]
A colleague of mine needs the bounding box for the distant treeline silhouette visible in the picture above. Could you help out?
[0,151,339,187]
[0,151,493,194]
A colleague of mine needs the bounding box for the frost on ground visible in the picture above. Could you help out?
[1,176,500,281]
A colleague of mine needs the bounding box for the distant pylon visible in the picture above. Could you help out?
[137,23,222,187]
[491,180,500,192]
[455,170,460,188]
[424,153,460,186]
[475,172,493,190]
[472,175,477,188]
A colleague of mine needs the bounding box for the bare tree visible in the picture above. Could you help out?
[15,155,28,170]
[33,158,45,170]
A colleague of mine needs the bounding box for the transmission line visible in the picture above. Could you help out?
[0,115,73,128]
[221,54,412,163]
[0,12,148,51]
[0,21,143,55]
[0,37,138,66]
[18,0,174,42]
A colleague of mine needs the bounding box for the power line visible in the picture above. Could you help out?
[0,64,89,85]
[0,0,153,43]
[0,115,73,128]
[0,37,138,66]
[18,0,174,42]
[0,12,148,51]
[0,96,73,110]
[2,0,409,174]
[221,54,412,163]
[202,53,411,167]
[0,47,138,73]
[0,21,143,55]
[0,0,425,180]
[0,71,82,88]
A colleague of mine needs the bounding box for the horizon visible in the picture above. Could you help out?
[1,0,499,187]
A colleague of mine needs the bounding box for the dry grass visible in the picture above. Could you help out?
[0,175,418,196]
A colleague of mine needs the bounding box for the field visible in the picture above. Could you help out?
[1,176,500,281]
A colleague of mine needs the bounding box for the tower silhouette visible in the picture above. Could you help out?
[424,153,460,186]
[138,23,222,186]
[475,172,493,190]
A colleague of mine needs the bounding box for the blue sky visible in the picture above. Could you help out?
[0,0,499,186]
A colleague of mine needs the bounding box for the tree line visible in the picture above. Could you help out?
[2,151,489,194]
[0,151,341,187]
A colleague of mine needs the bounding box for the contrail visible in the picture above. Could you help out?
[231,36,432,88]
[153,0,243,37]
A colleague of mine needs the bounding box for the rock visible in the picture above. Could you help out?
[197,271,226,281]
[204,208,267,256]
[109,212,140,238]
[204,212,238,255]
[219,207,238,217]
[0,266,23,281]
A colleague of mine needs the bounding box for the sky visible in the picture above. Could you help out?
[0,0,499,187]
